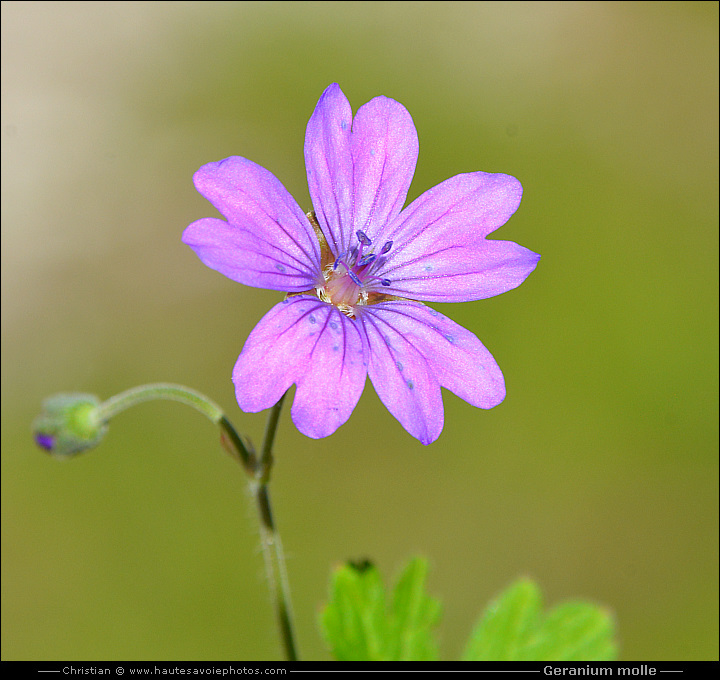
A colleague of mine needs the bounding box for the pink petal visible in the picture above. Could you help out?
[233,296,368,439]
[362,301,505,409]
[384,238,541,303]
[183,218,321,291]
[359,306,444,445]
[304,84,418,256]
[388,171,524,244]
[304,84,354,257]
[349,94,418,243]
[375,172,538,301]
[183,157,321,290]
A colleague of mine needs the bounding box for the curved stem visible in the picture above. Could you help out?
[97,383,255,472]
[98,383,224,422]
[95,383,298,660]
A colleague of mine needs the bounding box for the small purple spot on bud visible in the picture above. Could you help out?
[348,270,362,286]
[381,241,393,254]
[275,263,286,273]
[381,279,391,287]
[358,254,376,266]
[406,380,414,390]
[309,315,317,324]
[444,333,455,344]
[35,433,55,451]
[356,230,372,246]
[396,361,404,371]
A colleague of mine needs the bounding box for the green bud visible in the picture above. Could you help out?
[32,393,107,457]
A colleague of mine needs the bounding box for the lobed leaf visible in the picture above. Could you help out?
[462,579,617,661]
[320,557,441,661]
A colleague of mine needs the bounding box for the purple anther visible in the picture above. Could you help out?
[358,254,376,266]
[356,230,372,246]
[381,278,391,286]
[381,241,393,254]
[348,270,363,286]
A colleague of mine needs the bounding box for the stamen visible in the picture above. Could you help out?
[356,230,372,246]
[333,250,349,270]
[318,227,393,313]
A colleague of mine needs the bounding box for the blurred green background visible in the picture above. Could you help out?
[2,0,717,661]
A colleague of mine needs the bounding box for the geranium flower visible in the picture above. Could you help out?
[183,84,539,445]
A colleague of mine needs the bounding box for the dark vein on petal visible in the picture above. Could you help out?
[307,306,332,368]
[247,197,321,270]
[242,227,319,273]
[223,177,321,269]
[358,121,389,238]
[383,185,479,259]
[389,257,515,286]
[361,310,433,443]
[368,302,455,344]
[272,297,324,344]
[361,312,403,380]
[381,244,464,277]
[322,123,346,256]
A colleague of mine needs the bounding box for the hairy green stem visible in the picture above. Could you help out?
[96,383,298,660]
[251,391,297,661]
[98,383,224,422]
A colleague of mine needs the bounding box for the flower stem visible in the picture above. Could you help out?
[251,391,297,661]
[95,383,298,660]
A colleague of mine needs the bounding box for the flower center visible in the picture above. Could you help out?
[317,230,392,316]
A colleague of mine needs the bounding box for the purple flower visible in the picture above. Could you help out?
[183,84,539,445]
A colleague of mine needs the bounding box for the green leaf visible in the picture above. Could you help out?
[388,556,442,660]
[462,579,618,661]
[461,578,541,661]
[320,557,441,661]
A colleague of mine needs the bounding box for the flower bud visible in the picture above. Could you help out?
[32,394,107,457]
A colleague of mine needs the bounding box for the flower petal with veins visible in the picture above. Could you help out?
[233,296,368,439]
[185,84,540,444]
